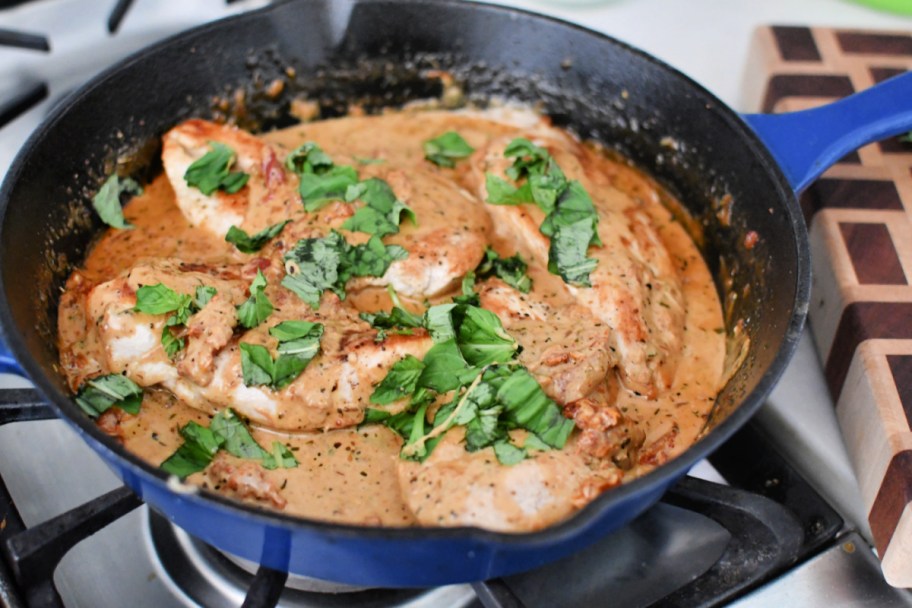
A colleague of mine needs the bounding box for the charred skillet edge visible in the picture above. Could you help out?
[0,0,809,545]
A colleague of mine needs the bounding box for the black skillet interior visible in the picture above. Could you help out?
[0,0,804,518]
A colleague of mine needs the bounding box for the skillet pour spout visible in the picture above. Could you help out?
[0,0,831,586]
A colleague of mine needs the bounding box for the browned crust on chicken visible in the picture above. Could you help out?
[205,454,287,509]
[564,397,644,470]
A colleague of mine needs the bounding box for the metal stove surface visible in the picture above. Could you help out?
[0,0,909,606]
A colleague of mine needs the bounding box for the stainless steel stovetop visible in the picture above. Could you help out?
[0,1,909,606]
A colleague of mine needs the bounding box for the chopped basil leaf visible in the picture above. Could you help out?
[281,231,344,307]
[75,373,143,418]
[423,131,475,168]
[454,271,481,306]
[285,143,360,211]
[494,366,575,448]
[523,434,551,451]
[134,283,216,358]
[503,138,551,180]
[360,306,423,334]
[548,218,600,287]
[160,421,223,478]
[272,321,324,386]
[416,339,477,393]
[366,298,572,464]
[485,174,533,206]
[363,408,393,424]
[240,321,324,390]
[272,355,311,390]
[285,142,333,175]
[423,303,458,343]
[92,174,142,229]
[486,139,600,287]
[237,270,273,329]
[281,230,406,308]
[225,220,290,253]
[184,142,249,196]
[161,326,185,359]
[348,234,408,276]
[134,283,192,316]
[210,409,270,461]
[299,165,360,211]
[263,441,298,469]
[461,386,501,451]
[456,306,518,366]
[194,286,217,309]
[493,440,527,465]
[541,181,602,287]
[342,177,416,237]
[239,343,275,387]
[475,248,532,293]
[370,355,426,405]
[270,320,323,347]
[161,409,297,478]
[405,402,430,460]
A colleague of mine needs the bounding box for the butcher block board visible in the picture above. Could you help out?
[746,26,912,587]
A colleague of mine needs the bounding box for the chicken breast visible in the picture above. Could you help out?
[470,131,685,398]
[398,429,622,531]
[162,119,300,238]
[84,259,433,431]
[476,277,614,405]
[163,119,490,299]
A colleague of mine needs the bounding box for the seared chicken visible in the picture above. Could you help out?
[398,429,622,531]
[162,119,490,299]
[84,259,433,431]
[469,130,685,398]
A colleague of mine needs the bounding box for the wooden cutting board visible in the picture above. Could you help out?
[746,26,912,588]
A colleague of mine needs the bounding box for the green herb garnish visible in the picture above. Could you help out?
[281,230,407,308]
[92,174,142,229]
[423,131,475,168]
[237,271,273,329]
[285,142,360,211]
[369,354,426,405]
[239,320,324,390]
[160,421,221,478]
[184,142,250,195]
[134,283,217,358]
[225,220,290,253]
[358,285,424,341]
[75,373,143,418]
[364,295,570,465]
[485,138,600,287]
[161,409,298,478]
[475,248,532,293]
[342,177,416,237]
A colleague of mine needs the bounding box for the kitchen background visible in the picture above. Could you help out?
[0,0,910,606]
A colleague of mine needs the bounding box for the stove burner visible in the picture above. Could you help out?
[0,28,48,51]
[144,509,475,607]
[0,81,46,130]
[107,0,136,34]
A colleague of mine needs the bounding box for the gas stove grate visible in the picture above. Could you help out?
[0,386,849,608]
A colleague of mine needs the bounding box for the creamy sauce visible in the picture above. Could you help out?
[58,108,725,529]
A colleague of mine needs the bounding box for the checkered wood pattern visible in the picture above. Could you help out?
[748,26,912,588]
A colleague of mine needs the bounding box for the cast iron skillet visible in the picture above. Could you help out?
[0,0,909,587]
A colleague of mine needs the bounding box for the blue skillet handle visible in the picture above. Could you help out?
[0,337,25,377]
[743,71,912,194]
